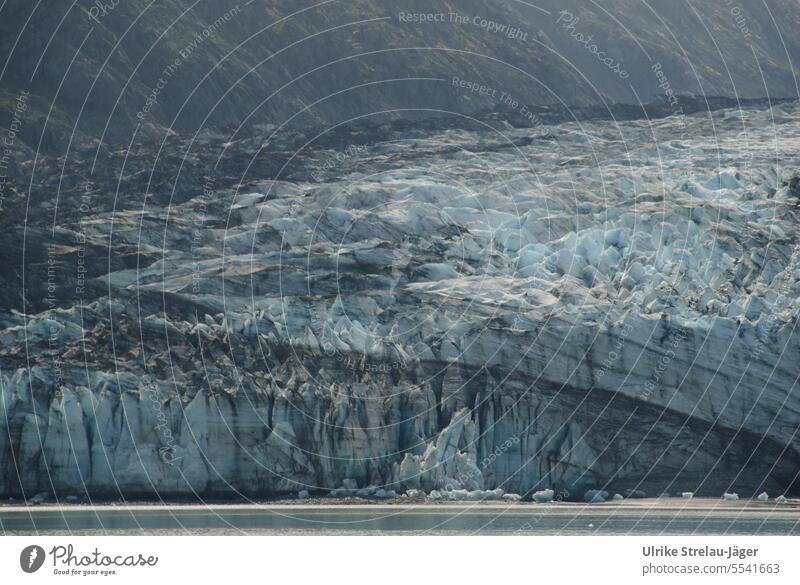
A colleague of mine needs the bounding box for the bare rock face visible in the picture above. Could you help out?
[3,0,799,156]
[2,104,800,501]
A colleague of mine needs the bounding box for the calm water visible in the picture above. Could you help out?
[2,504,798,535]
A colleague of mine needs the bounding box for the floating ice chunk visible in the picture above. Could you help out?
[427,490,443,500]
[756,492,769,501]
[612,494,624,501]
[532,488,554,503]
[329,488,355,497]
[584,489,608,503]
[681,492,694,499]
[482,488,504,500]
[405,489,424,498]
[775,495,787,504]
[502,493,522,501]
[297,490,310,500]
[723,109,747,120]
[30,492,50,505]
[447,489,469,500]
[624,489,647,499]
[723,492,739,501]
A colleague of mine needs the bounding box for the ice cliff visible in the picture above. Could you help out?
[2,103,800,500]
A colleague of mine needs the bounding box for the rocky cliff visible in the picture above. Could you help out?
[1,0,798,152]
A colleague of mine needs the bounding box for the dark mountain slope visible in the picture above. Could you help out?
[0,0,797,153]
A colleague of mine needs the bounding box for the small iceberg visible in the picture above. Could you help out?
[478,489,504,500]
[329,487,357,497]
[532,488,555,503]
[446,489,469,500]
[722,492,739,501]
[584,489,608,503]
[624,489,647,499]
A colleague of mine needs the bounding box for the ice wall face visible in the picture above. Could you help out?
[2,104,800,500]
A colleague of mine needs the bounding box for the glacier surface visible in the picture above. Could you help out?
[2,103,800,500]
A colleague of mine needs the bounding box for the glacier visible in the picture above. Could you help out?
[1,102,800,501]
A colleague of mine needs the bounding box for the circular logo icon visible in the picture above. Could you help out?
[20,545,45,573]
